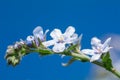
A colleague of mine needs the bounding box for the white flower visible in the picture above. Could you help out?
[43,26,78,52]
[26,35,35,47]
[33,26,49,42]
[14,42,22,49]
[13,39,25,49]
[6,45,14,54]
[26,26,49,47]
[81,37,112,62]
[26,36,35,42]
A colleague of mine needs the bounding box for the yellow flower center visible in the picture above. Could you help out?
[58,36,64,43]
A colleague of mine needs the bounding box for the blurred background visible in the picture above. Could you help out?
[0,0,120,80]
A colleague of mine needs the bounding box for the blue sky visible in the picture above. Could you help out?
[0,0,120,80]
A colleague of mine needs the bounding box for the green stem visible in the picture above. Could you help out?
[70,52,90,61]
[109,68,120,78]
[93,61,120,78]
[70,52,120,79]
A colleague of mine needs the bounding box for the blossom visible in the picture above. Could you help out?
[81,37,112,62]
[14,39,26,50]
[33,26,49,42]
[43,26,78,52]
[14,42,22,49]
[26,36,35,47]
[26,26,49,47]
[6,45,14,54]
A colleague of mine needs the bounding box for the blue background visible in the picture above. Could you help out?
[0,0,120,80]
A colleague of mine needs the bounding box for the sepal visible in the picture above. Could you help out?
[101,52,113,70]
[62,58,76,66]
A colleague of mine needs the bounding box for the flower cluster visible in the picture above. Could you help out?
[5,26,112,66]
[5,26,50,66]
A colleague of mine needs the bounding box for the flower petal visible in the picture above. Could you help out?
[42,40,56,47]
[33,26,43,36]
[90,53,102,62]
[26,36,34,41]
[102,46,112,53]
[26,40,33,47]
[65,34,78,44]
[33,26,45,41]
[34,37,40,46]
[50,29,62,40]
[102,37,111,50]
[81,49,95,55]
[91,37,101,47]
[78,34,83,43]
[71,33,78,40]
[70,34,82,45]
[64,26,75,37]
[44,29,49,35]
[53,43,65,52]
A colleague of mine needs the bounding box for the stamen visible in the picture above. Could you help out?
[58,36,64,43]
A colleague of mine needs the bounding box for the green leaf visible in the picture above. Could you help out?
[67,44,78,50]
[102,52,113,70]
[66,44,80,53]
